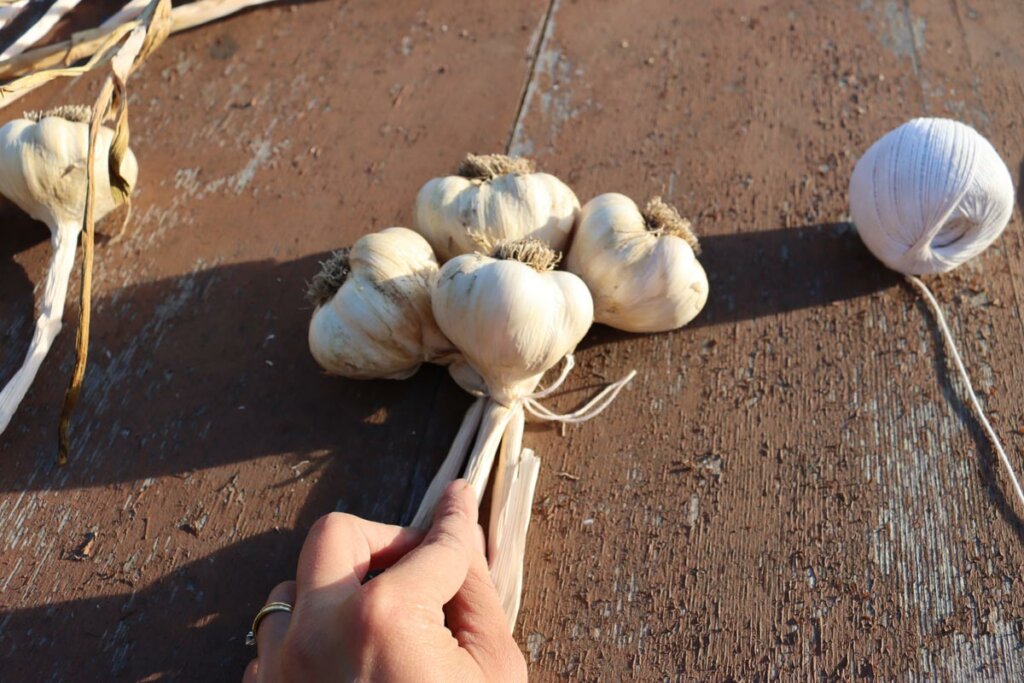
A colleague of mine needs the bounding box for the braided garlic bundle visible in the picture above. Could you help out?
[311,153,710,631]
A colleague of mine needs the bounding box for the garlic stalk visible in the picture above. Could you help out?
[307,227,457,380]
[489,408,525,529]
[490,444,540,632]
[566,194,709,333]
[0,106,138,436]
[100,0,152,30]
[414,154,580,262]
[1,0,84,61]
[0,1,29,31]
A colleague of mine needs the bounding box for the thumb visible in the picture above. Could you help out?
[378,480,479,608]
[444,547,522,676]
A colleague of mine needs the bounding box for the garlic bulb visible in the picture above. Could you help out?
[414,153,580,262]
[307,227,456,380]
[850,117,1014,275]
[0,106,138,435]
[566,194,708,333]
[431,239,594,405]
[0,107,135,228]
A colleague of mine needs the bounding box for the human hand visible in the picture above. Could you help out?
[243,480,528,682]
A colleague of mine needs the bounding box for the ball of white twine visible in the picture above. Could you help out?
[851,117,1024,514]
[850,117,1014,275]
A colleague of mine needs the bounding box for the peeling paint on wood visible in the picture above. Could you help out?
[1,0,1023,681]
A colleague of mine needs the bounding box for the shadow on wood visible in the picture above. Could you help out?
[1,222,896,494]
[0,204,49,400]
[914,292,1024,543]
[0,250,472,502]
[582,221,900,351]
[0,528,313,681]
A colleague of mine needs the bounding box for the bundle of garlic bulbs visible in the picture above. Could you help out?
[308,153,709,631]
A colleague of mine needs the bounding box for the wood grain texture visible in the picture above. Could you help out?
[0,1,548,680]
[509,0,1024,680]
[1,1,1023,681]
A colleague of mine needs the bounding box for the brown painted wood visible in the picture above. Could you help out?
[0,1,548,680]
[510,1,1024,680]
[2,1,1024,680]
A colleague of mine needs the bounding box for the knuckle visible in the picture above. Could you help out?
[309,511,356,539]
[428,525,466,554]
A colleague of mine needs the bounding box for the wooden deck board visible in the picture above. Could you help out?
[1,1,1023,680]
[0,1,548,680]
[511,0,1024,680]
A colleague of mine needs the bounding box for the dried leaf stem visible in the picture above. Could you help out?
[490,445,540,632]
[56,79,109,465]
[0,0,279,87]
[464,401,515,502]
[57,3,169,463]
[1,0,85,62]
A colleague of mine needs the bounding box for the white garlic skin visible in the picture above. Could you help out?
[566,193,708,333]
[308,228,456,380]
[0,112,137,438]
[414,171,580,262]
[850,117,1014,275]
[0,114,138,230]
[431,253,593,405]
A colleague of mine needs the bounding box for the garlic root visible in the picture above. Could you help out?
[411,397,486,529]
[642,196,700,253]
[456,153,535,180]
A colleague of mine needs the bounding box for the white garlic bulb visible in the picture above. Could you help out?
[431,239,593,405]
[565,194,708,333]
[0,107,136,231]
[414,153,580,262]
[0,106,138,436]
[308,227,456,380]
[849,117,1014,275]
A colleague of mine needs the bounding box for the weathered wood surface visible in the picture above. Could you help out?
[1,1,1023,680]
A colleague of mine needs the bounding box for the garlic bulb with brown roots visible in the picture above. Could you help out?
[307,227,456,380]
[566,194,708,333]
[414,154,579,262]
[431,238,593,407]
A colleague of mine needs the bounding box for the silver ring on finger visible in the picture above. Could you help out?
[245,601,293,647]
